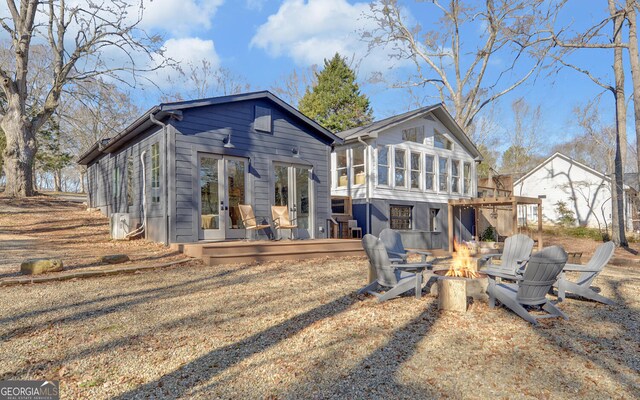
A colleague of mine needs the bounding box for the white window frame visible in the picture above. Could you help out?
[463,161,472,196]
[438,156,449,193]
[410,151,421,191]
[434,130,453,150]
[402,126,425,144]
[376,145,390,187]
[451,159,460,193]
[394,148,407,189]
[335,148,348,188]
[425,154,435,192]
[351,145,366,186]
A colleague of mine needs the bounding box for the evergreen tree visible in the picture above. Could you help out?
[36,117,73,192]
[299,53,373,132]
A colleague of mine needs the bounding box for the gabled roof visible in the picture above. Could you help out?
[335,103,483,160]
[514,152,616,187]
[78,91,342,165]
[624,172,640,191]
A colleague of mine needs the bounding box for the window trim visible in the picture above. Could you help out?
[390,205,413,230]
[463,161,472,196]
[429,208,440,232]
[151,142,161,204]
[424,154,435,192]
[434,130,453,150]
[438,156,449,193]
[394,148,407,189]
[351,145,366,187]
[376,145,390,187]
[409,151,421,191]
[335,148,348,188]
[126,155,134,207]
[451,159,460,194]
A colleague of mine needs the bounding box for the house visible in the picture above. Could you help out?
[78,91,343,244]
[331,104,483,249]
[513,152,638,231]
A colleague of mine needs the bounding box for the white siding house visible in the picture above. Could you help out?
[331,104,482,249]
[513,152,636,231]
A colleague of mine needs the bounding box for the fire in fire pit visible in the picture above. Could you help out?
[445,242,480,278]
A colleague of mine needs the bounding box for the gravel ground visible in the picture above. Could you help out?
[0,256,638,399]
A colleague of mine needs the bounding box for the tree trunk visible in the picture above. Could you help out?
[1,109,36,197]
[54,169,62,192]
[626,1,640,194]
[610,0,628,247]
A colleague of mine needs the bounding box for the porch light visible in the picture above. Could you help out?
[292,146,300,158]
[223,133,235,149]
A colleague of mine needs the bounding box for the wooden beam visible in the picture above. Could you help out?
[474,206,479,241]
[537,202,543,250]
[448,203,454,253]
[512,199,518,235]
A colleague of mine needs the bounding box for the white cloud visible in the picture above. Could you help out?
[245,0,267,11]
[139,0,224,36]
[250,0,410,76]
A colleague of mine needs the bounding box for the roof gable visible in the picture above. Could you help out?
[514,152,610,187]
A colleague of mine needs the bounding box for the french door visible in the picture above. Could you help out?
[274,164,313,239]
[199,154,248,240]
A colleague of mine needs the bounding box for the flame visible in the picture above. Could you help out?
[446,241,480,278]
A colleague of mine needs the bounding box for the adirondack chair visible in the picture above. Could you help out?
[488,246,568,325]
[481,233,534,280]
[238,204,271,240]
[358,234,431,302]
[554,241,616,305]
[271,206,298,240]
[379,228,431,263]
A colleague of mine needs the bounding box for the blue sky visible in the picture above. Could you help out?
[129,0,631,156]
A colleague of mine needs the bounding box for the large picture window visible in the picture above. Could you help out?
[410,152,420,190]
[463,162,472,195]
[390,205,412,230]
[377,146,389,186]
[151,143,160,203]
[425,155,435,191]
[451,160,460,193]
[352,146,365,185]
[439,157,448,192]
[336,149,347,187]
[394,149,406,188]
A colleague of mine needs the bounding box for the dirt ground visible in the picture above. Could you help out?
[0,195,192,278]
[0,196,639,398]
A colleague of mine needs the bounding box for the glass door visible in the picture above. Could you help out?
[273,164,313,239]
[199,154,248,240]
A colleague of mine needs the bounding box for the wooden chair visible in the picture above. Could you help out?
[488,246,568,325]
[554,241,616,305]
[271,205,297,240]
[379,228,431,263]
[348,220,362,238]
[358,234,431,302]
[481,233,534,280]
[238,204,271,241]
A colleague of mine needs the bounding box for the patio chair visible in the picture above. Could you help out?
[379,228,431,263]
[488,246,568,325]
[481,233,534,280]
[358,234,431,302]
[271,206,297,240]
[554,241,615,305]
[238,204,271,240]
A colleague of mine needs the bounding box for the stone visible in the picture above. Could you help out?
[20,259,64,275]
[100,254,130,264]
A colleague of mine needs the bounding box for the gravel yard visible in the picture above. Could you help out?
[0,256,638,399]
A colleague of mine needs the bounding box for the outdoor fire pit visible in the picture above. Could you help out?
[431,242,489,312]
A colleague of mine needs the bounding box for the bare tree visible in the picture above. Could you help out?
[163,61,251,102]
[625,0,640,188]
[271,65,318,108]
[364,0,550,129]
[499,98,544,175]
[0,0,166,197]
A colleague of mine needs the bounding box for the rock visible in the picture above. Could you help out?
[100,254,130,264]
[20,258,64,275]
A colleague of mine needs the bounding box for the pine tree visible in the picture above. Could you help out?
[299,53,373,133]
[36,117,73,192]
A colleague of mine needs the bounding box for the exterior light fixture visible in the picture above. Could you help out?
[223,133,235,149]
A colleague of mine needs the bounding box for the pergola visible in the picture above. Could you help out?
[447,196,543,253]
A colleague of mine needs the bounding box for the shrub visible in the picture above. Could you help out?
[555,201,576,227]
[480,226,497,242]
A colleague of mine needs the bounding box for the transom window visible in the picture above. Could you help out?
[377,146,389,186]
[451,160,460,193]
[394,149,406,188]
[402,126,425,143]
[439,157,448,192]
[425,155,435,191]
[352,146,365,185]
[464,162,472,195]
[390,205,412,230]
[410,152,421,190]
[434,131,453,150]
[336,149,347,187]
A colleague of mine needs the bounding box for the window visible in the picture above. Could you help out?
[113,164,121,207]
[439,157,448,192]
[352,146,365,185]
[434,131,453,150]
[410,152,421,190]
[127,156,134,207]
[451,160,460,193]
[254,106,272,132]
[151,142,160,203]
[425,155,435,191]
[430,209,440,232]
[402,126,424,143]
[390,205,412,230]
[336,149,347,187]
[463,162,472,195]
[377,146,389,186]
[394,148,406,188]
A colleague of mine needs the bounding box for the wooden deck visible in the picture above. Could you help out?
[172,239,365,266]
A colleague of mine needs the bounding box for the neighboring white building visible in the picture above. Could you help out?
[331,104,483,249]
[513,152,636,231]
